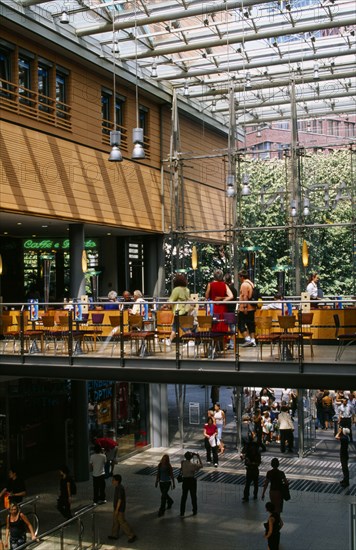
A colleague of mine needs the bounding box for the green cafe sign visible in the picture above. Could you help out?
[24,239,97,250]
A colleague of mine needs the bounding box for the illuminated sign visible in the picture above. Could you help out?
[24,239,97,250]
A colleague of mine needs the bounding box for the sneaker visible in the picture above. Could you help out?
[214,463,218,468]
[240,339,252,347]
[128,535,137,543]
[241,341,256,348]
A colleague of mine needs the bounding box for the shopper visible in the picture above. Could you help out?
[278,405,294,453]
[241,435,262,502]
[264,501,283,550]
[203,417,219,467]
[57,465,74,520]
[0,468,26,505]
[108,474,136,543]
[180,451,203,517]
[335,427,350,488]
[261,458,287,514]
[90,443,106,504]
[5,502,37,549]
[155,454,175,517]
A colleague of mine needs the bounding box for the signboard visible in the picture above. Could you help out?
[97,399,112,425]
[189,402,200,425]
[23,238,97,250]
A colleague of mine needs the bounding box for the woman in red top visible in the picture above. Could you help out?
[203,417,219,467]
[205,269,233,331]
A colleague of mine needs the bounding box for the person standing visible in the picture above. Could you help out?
[90,443,106,504]
[241,435,262,502]
[264,501,283,550]
[237,269,256,347]
[5,502,37,549]
[180,451,203,517]
[278,406,294,453]
[338,398,353,441]
[306,273,319,307]
[224,273,238,349]
[57,466,74,520]
[155,454,175,517]
[203,417,219,467]
[167,274,192,344]
[205,269,233,330]
[0,468,26,506]
[261,458,287,514]
[213,403,226,441]
[108,475,136,543]
[335,427,350,488]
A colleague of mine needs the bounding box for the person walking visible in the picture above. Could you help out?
[155,454,175,517]
[338,398,353,441]
[90,443,107,504]
[213,403,226,441]
[241,435,262,502]
[5,502,37,549]
[335,427,350,487]
[237,269,256,347]
[203,417,219,467]
[205,269,233,331]
[261,458,287,514]
[0,468,26,506]
[278,406,294,453]
[108,475,136,543]
[57,465,74,520]
[180,451,203,517]
[264,501,283,550]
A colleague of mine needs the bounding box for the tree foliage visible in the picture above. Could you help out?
[165,149,355,296]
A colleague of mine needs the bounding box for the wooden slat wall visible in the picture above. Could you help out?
[0,30,232,240]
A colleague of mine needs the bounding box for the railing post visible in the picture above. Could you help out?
[351,503,356,550]
[120,311,125,366]
[60,527,64,550]
[175,311,180,369]
[68,309,73,358]
[298,307,303,373]
[78,516,83,549]
[235,311,240,371]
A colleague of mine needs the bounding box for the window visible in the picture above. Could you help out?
[138,105,148,143]
[18,55,31,103]
[0,42,13,98]
[115,95,125,129]
[56,68,68,118]
[38,61,51,111]
[101,90,111,135]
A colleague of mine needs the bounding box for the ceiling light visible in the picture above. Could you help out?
[183,81,189,97]
[211,99,216,113]
[59,3,70,24]
[290,199,297,218]
[303,197,310,216]
[313,64,319,79]
[151,61,157,78]
[17,222,22,226]
[131,19,145,161]
[245,72,252,89]
[109,131,123,162]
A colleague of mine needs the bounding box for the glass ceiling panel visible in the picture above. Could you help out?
[13,0,356,126]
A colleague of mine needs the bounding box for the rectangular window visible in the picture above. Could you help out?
[115,96,124,129]
[56,69,68,118]
[38,63,50,111]
[139,106,148,137]
[101,91,111,135]
[0,45,12,98]
[18,56,31,103]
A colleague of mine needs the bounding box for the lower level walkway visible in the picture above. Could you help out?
[23,429,355,550]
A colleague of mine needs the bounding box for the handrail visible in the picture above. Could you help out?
[14,503,98,550]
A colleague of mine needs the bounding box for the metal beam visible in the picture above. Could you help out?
[119,17,356,60]
[76,0,272,37]
[160,47,356,82]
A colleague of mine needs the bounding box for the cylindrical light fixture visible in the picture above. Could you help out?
[0,253,3,275]
[109,130,123,162]
[302,240,309,267]
[303,197,310,216]
[81,250,88,273]
[290,199,297,217]
[192,245,198,270]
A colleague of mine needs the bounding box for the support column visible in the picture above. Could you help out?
[69,224,85,299]
[100,236,118,296]
[297,389,304,458]
[72,381,90,481]
[145,236,165,297]
[150,384,169,447]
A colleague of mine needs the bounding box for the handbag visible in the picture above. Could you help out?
[281,478,291,501]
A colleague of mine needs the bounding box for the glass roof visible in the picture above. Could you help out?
[16,0,356,127]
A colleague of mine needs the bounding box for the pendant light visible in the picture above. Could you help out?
[108,19,123,162]
[131,1,145,160]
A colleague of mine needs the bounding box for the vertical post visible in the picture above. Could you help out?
[297,389,304,458]
[290,81,301,295]
[69,224,86,299]
[235,386,243,451]
[350,503,356,550]
[72,381,90,482]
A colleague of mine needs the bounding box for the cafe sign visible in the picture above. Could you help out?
[24,238,97,250]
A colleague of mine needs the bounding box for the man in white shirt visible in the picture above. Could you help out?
[90,443,107,504]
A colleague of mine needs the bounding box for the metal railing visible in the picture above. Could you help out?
[12,503,99,550]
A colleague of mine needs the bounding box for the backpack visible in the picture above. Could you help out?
[247,282,263,308]
[70,478,77,496]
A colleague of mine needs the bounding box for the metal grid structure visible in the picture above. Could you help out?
[14,0,356,128]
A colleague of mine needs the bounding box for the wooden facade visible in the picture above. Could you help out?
[0,24,230,240]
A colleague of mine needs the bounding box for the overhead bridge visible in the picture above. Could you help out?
[0,353,354,389]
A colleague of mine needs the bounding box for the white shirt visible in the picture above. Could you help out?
[306,281,318,299]
[90,452,106,477]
